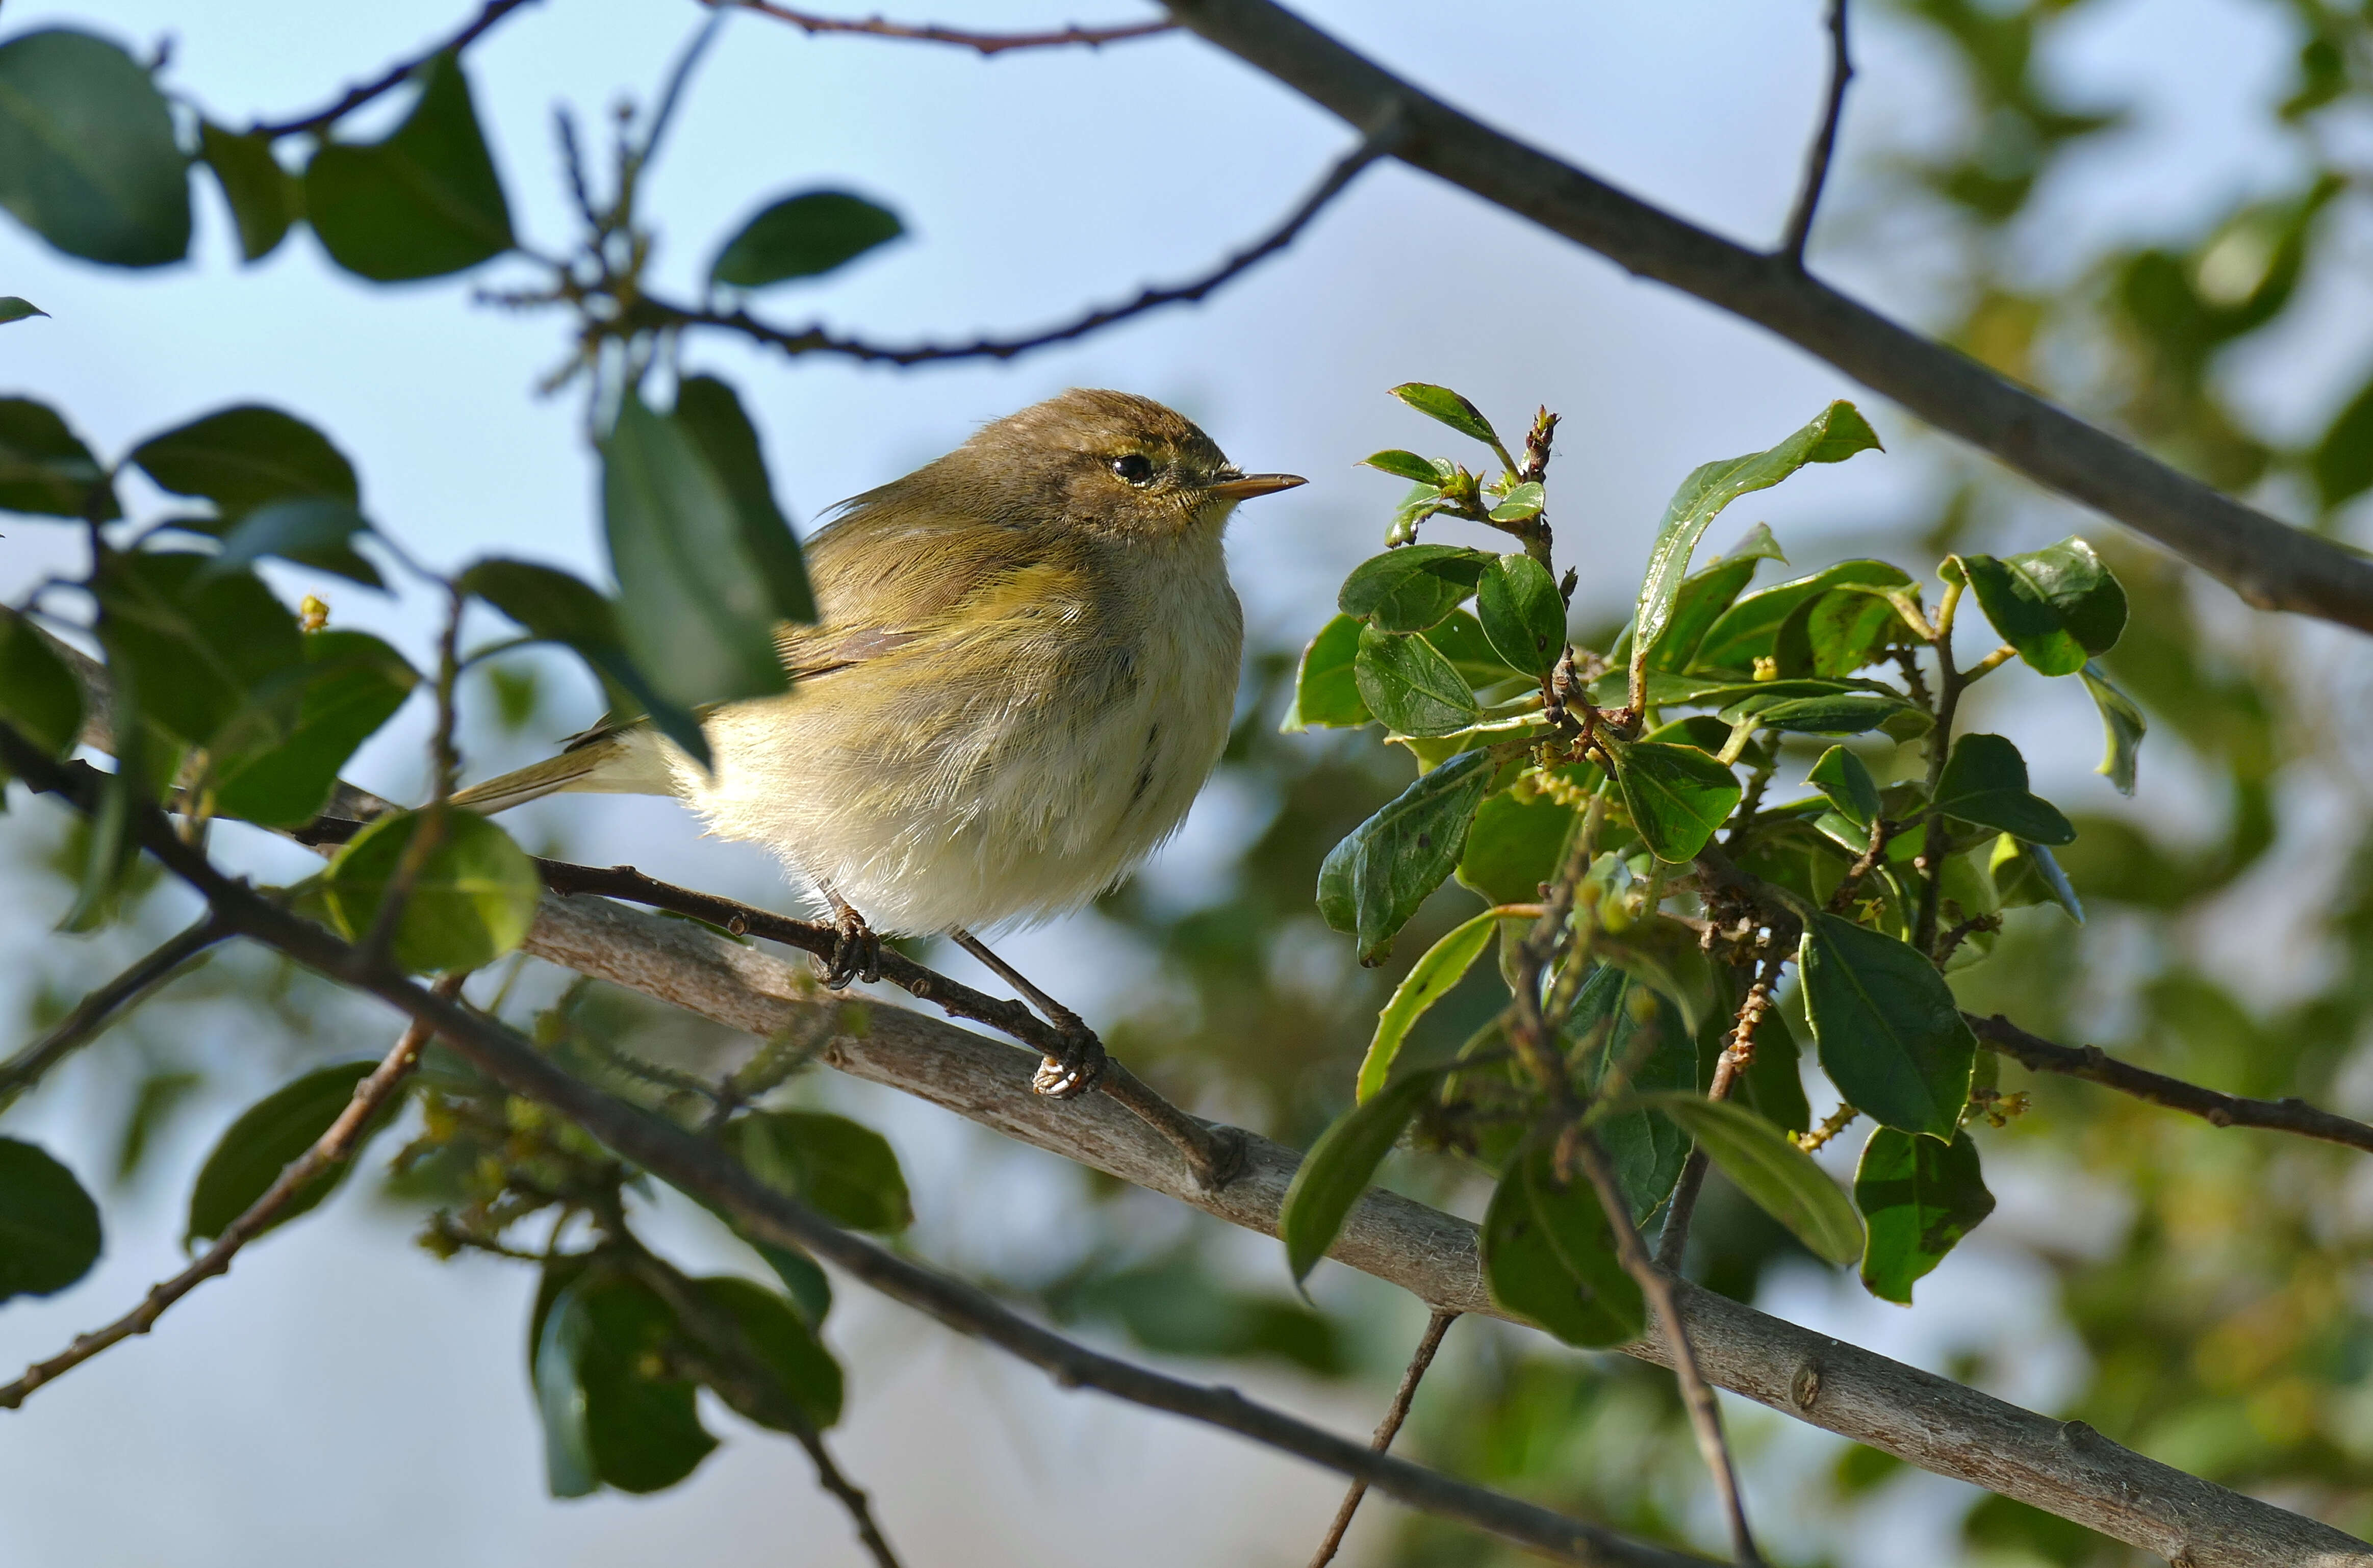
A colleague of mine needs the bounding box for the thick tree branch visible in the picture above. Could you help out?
[247,0,539,139]
[0,913,228,1114]
[709,1,1173,54]
[1159,0,2373,634]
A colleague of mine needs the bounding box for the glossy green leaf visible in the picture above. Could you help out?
[1726,688,1922,737]
[320,808,542,972]
[1356,909,1501,1099]
[1387,481,1447,547]
[1488,480,1545,522]
[91,550,304,749]
[202,498,382,588]
[1360,449,1445,484]
[0,609,84,757]
[1480,1146,1645,1348]
[1388,382,1501,448]
[1695,560,1908,673]
[1794,583,1909,677]
[131,404,359,515]
[1932,733,2075,845]
[1281,613,1371,731]
[0,397,117,519]
[1422,608,1526,687]
[671,375,814,625]
[1317,749,1495,964]
[2080,662,2144,796]
[1354,623,1483,738]
[0,30,190,266]
[1642,532,1778,675]
[185,1060,387,1245]
[0,296,43,324]
[532,1272,600,1497]
[305,52,514,280]
[1632,402,1880,685]
[1570,967,1695,1222]
[1280,1069,1437,1285]
[1606,737,1741,862]
[1337,544,1490,633]
[709,190,901,289]
[0,1137,103,1300]
[1799,913,1977,1140]
[695,1274,844,1429]
[212,630,417,826]
[1634,1092,1863,1265]
[1474,552,1565,675]
[1456,782,1580,906]
[198,120,297,262]
[1989,834,2083,923]
[1855,1126,1995,1303]
[728,1110,911,1233]
[1807,746,1882,829]
[1952,537,2127,676]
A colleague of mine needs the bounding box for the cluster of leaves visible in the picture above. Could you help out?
[1274,382,2146,1337]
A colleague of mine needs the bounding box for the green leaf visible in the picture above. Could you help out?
[531,1266,717,1494]
[1422,608,1526,687]
[1854,1126,1995,1303]
[202,497,383,588]
[0,397,117,519]
[2312,369,2373,509]
[1456,781,1580,906]
[1356,909,1502,1099]
[0,30,190,267]
[1354,623,1484,737]
[1487,480,1545,522]
[531,1271,600,1498]
[1337,544,1490,633]
[1632,1093,1862,1265]
[709,189,902,289]
[1792,583,1909,677]
[1724,687,1923,737]
[1932,733,2075,845]
[1807,746,1882,829]
[212,630,417,826]
[131,403,359,515]
[694,1274,844,1429]
[1632,402,1880,685]
[1569,967,1695,1222]
[1605,737,1741,862]
[1988,834,2082,923]
[320,808,542,972]
[2079,662,2144,796]
[1642,544,1770,675]
[305,51,514,280]
[1280,1069,1437,1285]
[198,120,298,262]
[1281,613,1370,731]
[1480,1146,1645,1348]
[1474,552,1565,675]
[0,1137,103,1300]
[0,296,44,324]
[1388,481,1448,547]
[91,550,304,750]
[1388,383,1501,449]
[728,1110,911,1233]
[604,390,792,730]
[1952,537,2127,676]
[0,609,85,757]
[671,375,815,625]
[1360,449,1445,484]
[184,1060,390,1245]
[1799,913,1977,1141]
[1694,560,1907,673]
[1316,750,1495,963]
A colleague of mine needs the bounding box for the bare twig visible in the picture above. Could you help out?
[711,0,1173,54]
[247,0,538,138]
[0,975,461,1411]
[1913,580,1966,955]
[1655,955,1782,1270]
[0,915,228,1113]
[1779,0,1852,265]
[1308,1309,1459,1568]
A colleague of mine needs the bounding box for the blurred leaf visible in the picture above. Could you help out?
[0,1137,103,1300]
[0,609,84,756]
[1488,480,1545,522]
[728,1110,911,1233]
[91,550,304,750]
[1988,834,2082,923]
[1280,1068,1437,1285]
[531,1269,600,1498]
[1316,749,1494,963]
[305,52,515,281]
[1281,613,1371,731]
[1457,782,1579,907]
[113,1068,204,1183]
[1950,537,2126,676]
[212,629,417,826]
[2313,370,2373,509]
[0,30,190,266]
[1807,745,1881,829]
[1569,966,1694,1222]
[184,1059,387,1245]
[1474,552,1565,675]
[1605,736,1740,862]
[202,498,382,588]
[0,297,43,324]
[1697,560,1909,674]
[1799,913,1976,1141]
[1854,1126,1994,1303]
[1388,383,1500,448]
[1061,1250,1345,1374]
[695,1274,844,1429]
[0,396,118,520]
[198,120,298,262]
[1360,449,1444,484]
[131,404,359,515]
[530,1266,716,1494]
[1632,1093,1861,1265]
[1354,623,1483,737]
[1481,1146,1645,1348]
[671,375,814,625]
[1933,733,2074,845]
[2080,662,2144,796]
[708,190,901,289]
[1357,908,1502,1099]
[1338,544,1490,633]
[320,808,542,972]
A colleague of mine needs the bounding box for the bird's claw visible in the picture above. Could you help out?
[823,904,882,989]
[1032,1023,1107,1100]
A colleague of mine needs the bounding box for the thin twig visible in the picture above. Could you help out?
[0,974,462,1410]
[711,0,1173,54]
[1779,0,1852,265]
[1308,1309,1459,1568]
[1913,579,1966,955]
[247,0,538,138]
[0,915,228,1113]
[1655,955,1782,1270]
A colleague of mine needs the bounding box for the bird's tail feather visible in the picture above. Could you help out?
[450,733,661,815]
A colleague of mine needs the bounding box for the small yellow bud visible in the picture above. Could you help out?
[298,594,329,632]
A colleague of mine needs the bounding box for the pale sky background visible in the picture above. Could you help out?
[0,1,2357,1564]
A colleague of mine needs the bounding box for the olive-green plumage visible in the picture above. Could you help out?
[454,389,1303,935]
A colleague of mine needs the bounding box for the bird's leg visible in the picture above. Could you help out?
[820,887,883,989]
[949,929,1107,1099]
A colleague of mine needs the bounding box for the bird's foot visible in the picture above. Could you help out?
[822,895,882,989]
[1031,1021,1108,1100]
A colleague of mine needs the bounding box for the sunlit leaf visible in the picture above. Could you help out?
[1338,545,1490,633]
[1695,560,1908,674]
[1799,913,1977,1141]
[320,808,542,972]
[1360,449,1445,484]
[2080,662,2144,796]
[1456,781,1580,906]
[1951,537,2127,676]
[212,630,417,826]
[1569,967,1695,1222]
[1356,909,1503,1099]
[1281,612,1370,731]
[1474,552,1565,675]
[1388,382,1501,448]
[1854,1126,1995,1303]
[1807,745,1882,830]
[1317,750,1495,963]
[1354,623,1484,737]
[1605,736,1740,862]
[1488,480,1545,522]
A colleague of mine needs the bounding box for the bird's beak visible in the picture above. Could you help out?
[1206,472,1307,502]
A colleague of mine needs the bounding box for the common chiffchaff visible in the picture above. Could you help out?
[457,389,1304,969]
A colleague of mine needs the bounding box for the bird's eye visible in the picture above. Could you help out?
[1109,453,1155,485]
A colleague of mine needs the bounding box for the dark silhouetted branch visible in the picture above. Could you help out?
[1780,0,1852,264]
[712,0,1173,54]
[248,0,539,138]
